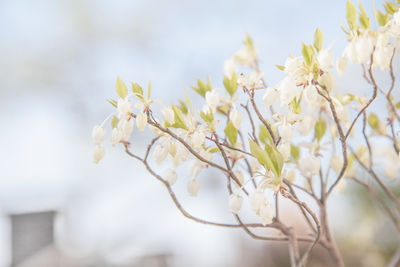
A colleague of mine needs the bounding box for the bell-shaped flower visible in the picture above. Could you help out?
[205,90,220,111]
[191,131,206,148]
[229,194,243,214]
[249,190,266,214]
[117,98,132,119]
[336,56,348,76]
[111,128,122,146]
[278,123,293,142]
[277,141,291,161]
[93,145,104,164]
[263,87,280,107]
[187,179,200,196]
[92,125,106,145]
[278,76,297,105]
[229,108,243,129]
[344,41,357,64]
[296,116,315,136]
[136,112,147,131]
[153,145,168,164]
[317,49,334,70]
[164,169,178,185]
[355,35,373,64]
[299,156,320,176]
[162,106,175,125]
[119,118,134,141]
[304,85,318,106]
[260,202,274,226]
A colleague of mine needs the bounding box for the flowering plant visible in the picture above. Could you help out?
[93,1,400,266]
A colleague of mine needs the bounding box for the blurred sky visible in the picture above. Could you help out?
[0,0,387,266]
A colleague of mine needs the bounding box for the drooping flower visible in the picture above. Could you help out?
[111,128,122,146]
[277,141,291,161]
[205,90,220,111]
[278,76,298,105]
[162,106,175,125]
[299,156,320,176]
[249,190,266,214]
[117,98,132,119]
[136,112,147,131]
[187,179,200,196]
[278,123,293,142]
[296,116,315,136]
[318,49,334,70]
[229,108,243,129]
[93,145,104,164]
[260,202,274,226]
[92,125,106,145]
[153,145,168,164]
[330,156,343,173]
[263,87,280,107]
[229,194,243,214]
[164,169,178,185]
[336,56,348,76]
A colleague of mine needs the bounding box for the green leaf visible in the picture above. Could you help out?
[359,1,370,29]
[377,10,390,26]
[171,105,188,130]
[315,117,327,142]
[224,121,238,146]
[179,100,188,114]
[111,116,119,129]
[302,43,314,67]
[290,145,300,160]
[259,125,273,145]
[266,143,284,177]
[346,0,358,31]
[249,139,282,177]
[313,28,324,52]
[190,77,212,97]
[131,82,143,99]
[116,76,128,99]
[275,64,285,71]
[223,73,238,97]
[368,113,379,130]
[396,101,400,109]
[244,34,254,48]
[107,98,118,108]
[208,147,220,153]
[384,1,398,14]
[199,108,214,124]
[289,97,302,114]
[147,81,152,99]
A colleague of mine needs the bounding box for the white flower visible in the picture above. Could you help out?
[229,108,243,129]
[92,125,106,145]
[189,160,206,178]
[111,128,122,146]
[344,41,357,63]
[277,141,291,161]
[233,171,244,188]
[165,169,178,185]
[330,156,343,173]
[93,145,104,164]
[320,71,334,91]
[355,35,373,63]
[119,119,134,141]
[304,85,318,105]
[296,116,315,136]
[205,90,220,110]
[318,49,334,70]
[263,87,280,107]
[187,179,200,196]
[136,112,147,131]
[117,98,132,119]
[249,191,266,214]
[394,10,400,25]
[191,131,206,148]
[229,194,243,214]
[224,58,237,78]
[374,46,393,70]
[299,156,320,176]
[153,145,168,164]
[278,76,297,105]
[284,57,303,76]
[162,107,175,125]
[260,202,274,226]
[237,72,264,89]
[278,123,293,142]
[336,56,348,76]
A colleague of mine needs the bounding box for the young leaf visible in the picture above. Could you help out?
[259,125,273,145]
[302,43,314,67]
[224,121,238,146]
[359,1,370,29]
[290,145,300,160]
[147,81,152,99]
[384,1,398,14]
[313,28,324,52]
[111,116,119,129]
[116,76,128,99]
[289,97,302,114]
[223,73,238,97]
[107,98,118,108]
[315,117,327,142]
[346,0,358,31]
[377,10,390,26]
[368,113,379,130]
[171,105,188,130]
[131,82,143,99]
[179,100,188,114]
[275,64,285,71]
[191,78,212,97]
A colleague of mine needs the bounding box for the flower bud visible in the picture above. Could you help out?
[162,107,175,125]
[93,145,104,164]
[278,124,293,142]
[136,112,147,131]
[165,169,178,186]
[187,179,200,196]
[229,108,243,129]
[263,87,280,107]
[229,194,243,214]
[153,145,168,164]
[92,125,106,145]
[111,128,122,146]
[260,202,274,226]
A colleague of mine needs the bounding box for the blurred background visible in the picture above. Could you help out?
[0,0,397,266]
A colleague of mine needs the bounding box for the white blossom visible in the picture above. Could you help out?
[229,194,243,214]
[299,156,320,176]
[296,116,315,136]
[320,71,334,91]
[205,90,220,110]
[162,107,175,125]
[111,128,122,146]
[318,49,334,70]
[117,98,132,119]
[224,58,237,78]
[263,87,280,107]
[136,112,147,131]
[92,125,106,145]
[187,179,200,196]
[278,76,298,105]
[355,35,374,63]
[336,56,348,76]
[260,202,274,226]
[304,85,319,105]
[277,141,291,161]
[191,130,206,148]
[278,123,293,142]
[153,145,168,164]
[229,108,243,129]
[93,145,104,164]
[119,118,134,141]
[249,191,266,214]
[165,169,178,185]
